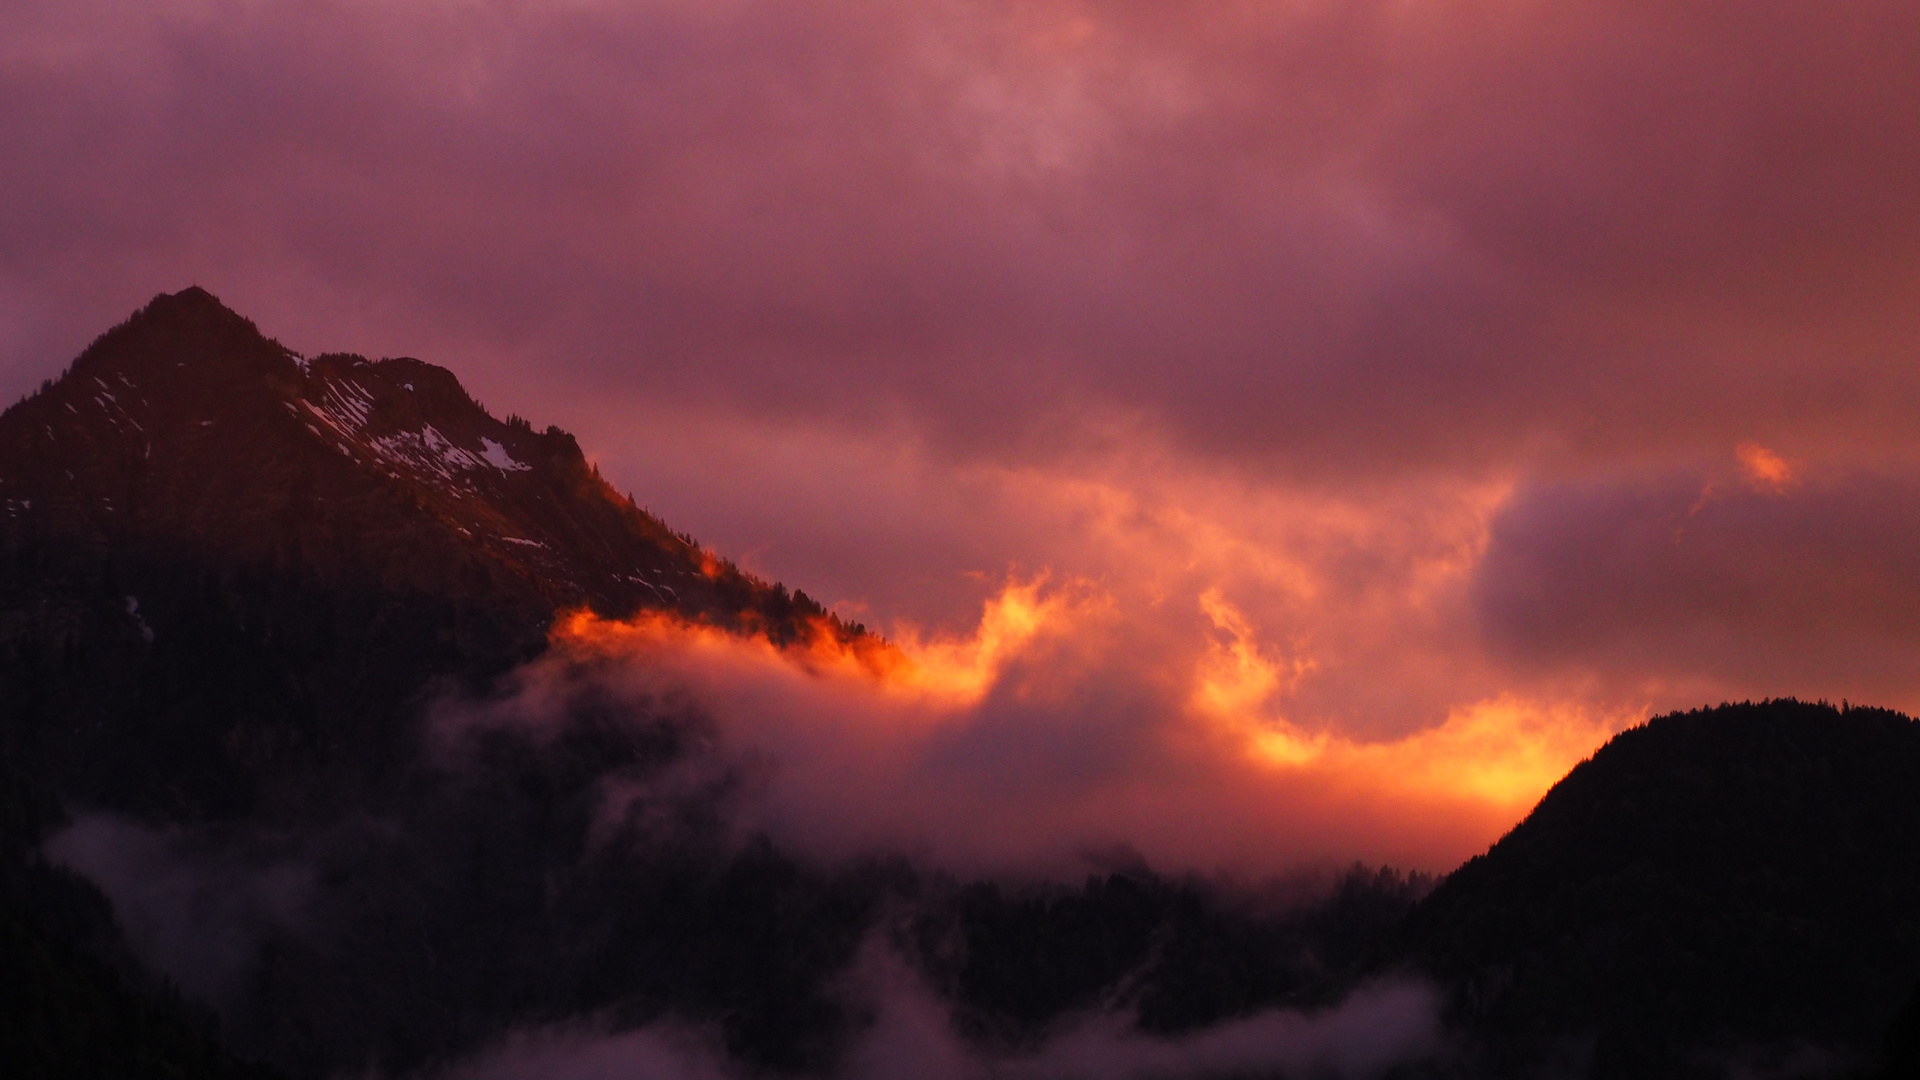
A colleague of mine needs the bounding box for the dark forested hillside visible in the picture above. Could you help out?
[0,752,288,1080]
[911,863,1432,1049]
[1396,699,1920,1079]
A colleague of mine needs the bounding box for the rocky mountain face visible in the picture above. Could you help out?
[0,287,849,825]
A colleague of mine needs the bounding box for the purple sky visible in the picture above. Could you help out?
[7,0,1920,864]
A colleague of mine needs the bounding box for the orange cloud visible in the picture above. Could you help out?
[553,574,1090,707]
[527,576,1626,875]
[1189,591,1621,818]
[1736,442,1797,493]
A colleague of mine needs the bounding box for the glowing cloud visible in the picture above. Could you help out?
[1190,591,1622,817]
[6,0,1918,850]
[1736,442,1798,493]
[551,573,1086,707]
[512,572,1624,874]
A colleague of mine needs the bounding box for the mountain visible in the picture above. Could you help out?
[1396,699,1920,1079]
[0,288,892,1075]
[0,286,858,824]
[0,290,1421,1077]
[9,291,1920,1080]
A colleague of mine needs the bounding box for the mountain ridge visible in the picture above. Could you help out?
[0,287,862,824]
[2,286,853,631]
[1396,698,1920,1078]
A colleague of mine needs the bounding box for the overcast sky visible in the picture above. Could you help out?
[7,0,1920,867]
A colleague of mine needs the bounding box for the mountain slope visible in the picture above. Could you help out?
[0,883,287,1080]
[0,713,290,1079]
[0,290,1435,1078]
[0,288,898,1075]
[1396,699,1920,1078]
[0,287,852,822]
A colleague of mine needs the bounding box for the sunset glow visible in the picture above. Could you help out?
[8,0,1920,870]
[11,3,1920,1076]
[1736,442,1798,493]
[554,574,1082,707]
[541,574,1625,872]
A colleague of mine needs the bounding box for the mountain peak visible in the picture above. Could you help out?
[4,289,843,629]
[122,285,242,331]
[147,283,231,317]
[84,286,284,370]
[0,290,864,819]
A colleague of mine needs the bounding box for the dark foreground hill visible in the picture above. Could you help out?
[1398,699,1920,1079]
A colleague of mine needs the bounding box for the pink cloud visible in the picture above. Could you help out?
[6,0,1920,857]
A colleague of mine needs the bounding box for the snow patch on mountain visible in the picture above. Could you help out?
[298,376,533,492]
[480,437,530,472]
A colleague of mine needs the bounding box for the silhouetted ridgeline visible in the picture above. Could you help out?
[4,292,1920,1079]
[1398,699,1920,1079]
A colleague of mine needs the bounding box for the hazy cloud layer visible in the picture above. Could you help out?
[8,0,1920,859]
[432,942,1443,1080]
[45,815,314,1009]
[458,599,1623,874]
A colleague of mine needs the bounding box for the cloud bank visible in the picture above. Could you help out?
[8,0,1920,863]
[448,585,1623,875]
